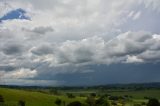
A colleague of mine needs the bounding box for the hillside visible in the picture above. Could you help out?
[0,88,84,106]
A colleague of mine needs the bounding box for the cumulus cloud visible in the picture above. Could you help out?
[126,55,144,63]
[2,68,37,79]
[27,31,160,66]
[0,0,160,85]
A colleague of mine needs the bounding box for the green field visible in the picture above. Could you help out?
[0,88,84,106]
[106,89,160,99]
[0,87,160,106]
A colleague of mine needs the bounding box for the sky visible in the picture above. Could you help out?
[0,0,160,86]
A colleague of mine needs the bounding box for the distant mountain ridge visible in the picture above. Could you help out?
[0,82,160,89]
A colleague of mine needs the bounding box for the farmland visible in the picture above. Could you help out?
[0,83,160,106]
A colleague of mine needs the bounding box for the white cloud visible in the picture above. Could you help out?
[0,0,160,85]
[126,55,144,63]
[28,31,160,66]
[0,0,138,40]
[2,68,37,79]
[133,11,141,20]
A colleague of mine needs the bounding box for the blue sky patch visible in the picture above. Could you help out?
[0,8,30,22]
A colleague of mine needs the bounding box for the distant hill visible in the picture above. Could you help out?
[0,82,160,90]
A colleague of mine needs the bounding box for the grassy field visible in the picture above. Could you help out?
[0,88,84,106]
[64,89,160,106]
[65,89,160,99]
[106,89,160,99]
[0,87,160,106]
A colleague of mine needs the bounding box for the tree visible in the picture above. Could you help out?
[55,98,62,106]
[147,98,160,106]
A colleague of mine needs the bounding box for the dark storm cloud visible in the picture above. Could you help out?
[52,63,160,86]
[0,65,16,71]
[2,43,24,55]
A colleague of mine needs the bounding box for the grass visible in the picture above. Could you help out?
[64,89,160,99]
[0,88,84,106]
[0,87,160,106]
[106,89,160,99]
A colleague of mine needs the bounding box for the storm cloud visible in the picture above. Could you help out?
[0,0,160,85]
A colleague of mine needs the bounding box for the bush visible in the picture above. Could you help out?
[111,101,117,106]
[141,102,146,105]
[108,96,119,101]
[55,98,62,106]
[144,96,151,100]
[0,95,4,103]
[134,103,141,106]
[66,93,75,98]
[79,94,85,97]
[90,93,96,97]
[67,101,82,106]
[124,95,129,98]
[0,95,5,106]
[50,89,60,95]
[18,100,25,106]
[147,98,160,106]
[96,97,110,106]
[86,96,95,106]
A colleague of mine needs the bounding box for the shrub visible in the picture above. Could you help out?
[144,96,151,100]
[86,96,95,106]
[66,93,75,98]
[55,98,62,106]
[147,98,160,106]
[67,101,82,106]
[141,102,146,105]
[18,100,25,106]
[79,94,85,97]
[108,96,119,101]
[90,93,96,97]
[62,101,66,106]
[134,103,141,106]
[0,95,4,103]
[96,97,110,106]
[111,101,117,106]
[50,89,60,95]
[0,95,4,106]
